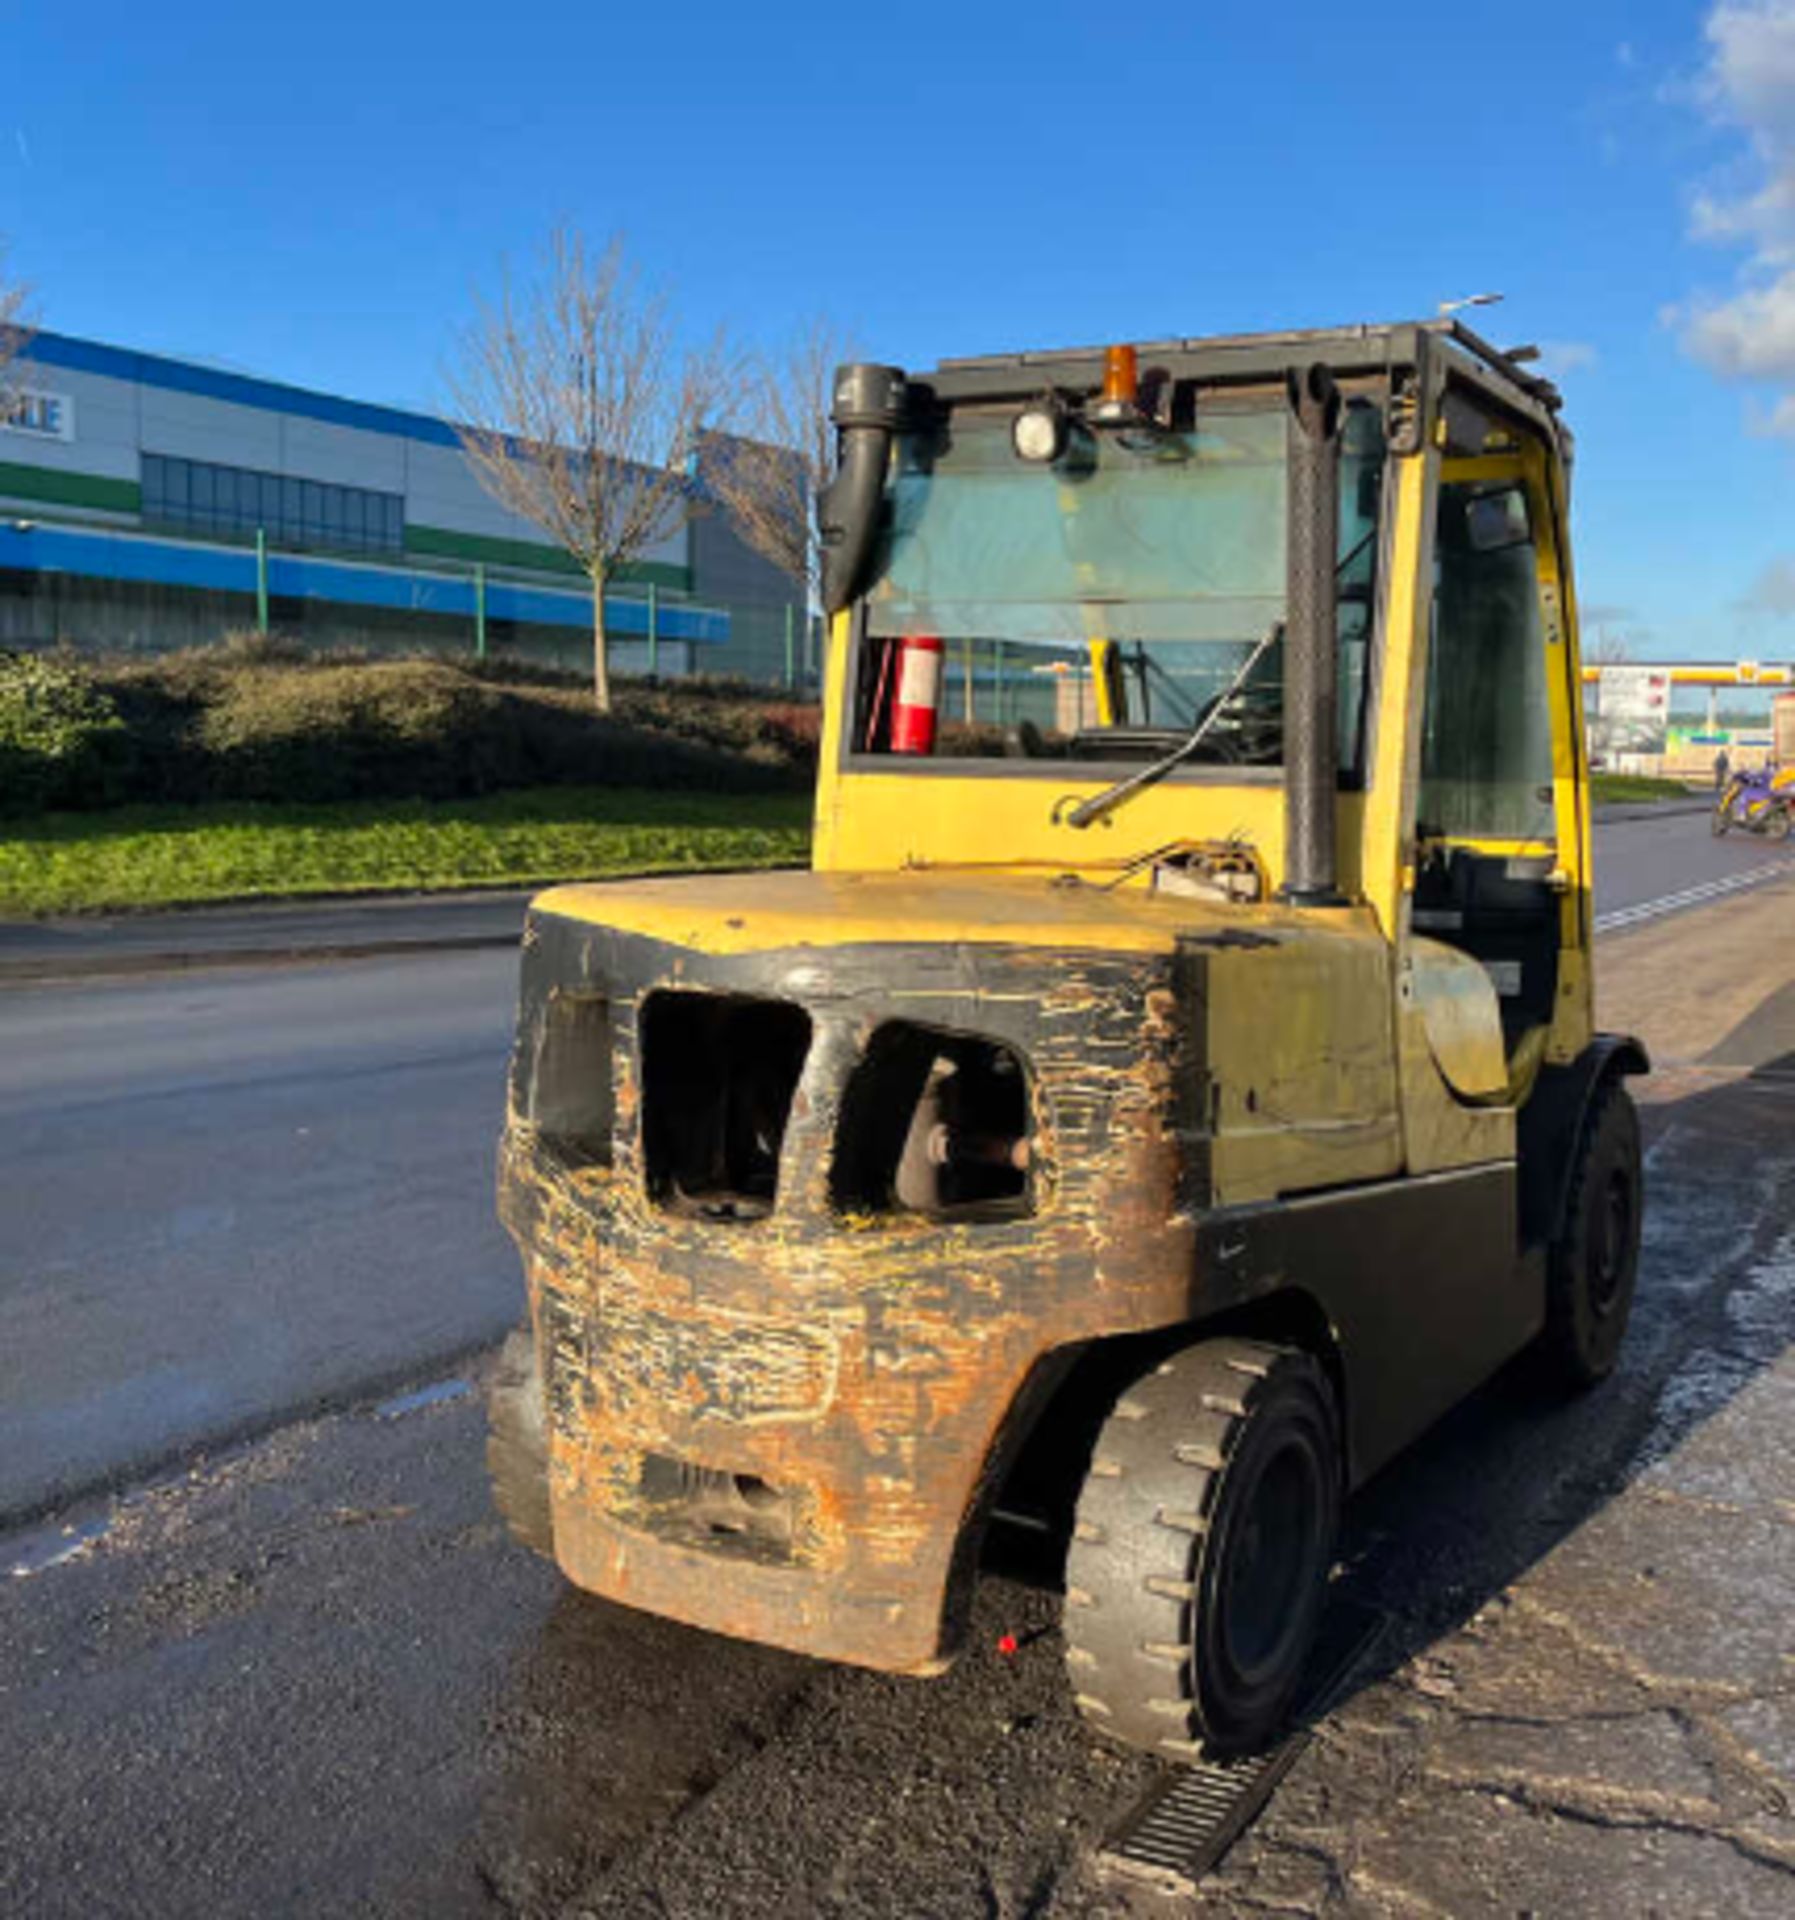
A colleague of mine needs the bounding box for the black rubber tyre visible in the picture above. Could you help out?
[1767,803,1792,843]
[1063,1339,1340,1761]
[1534,1080,1643,1392]
[487,1325,555,1558]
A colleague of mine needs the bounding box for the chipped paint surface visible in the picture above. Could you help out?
[496,877,1509,1675]
[500,903,1203,1673]
[531,865,1364,960]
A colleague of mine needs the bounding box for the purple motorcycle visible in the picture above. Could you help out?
[1713,768,1793,840]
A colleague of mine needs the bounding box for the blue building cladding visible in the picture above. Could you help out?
[0,522,731,643]
[0,327,801,675]
[20,331,465,450]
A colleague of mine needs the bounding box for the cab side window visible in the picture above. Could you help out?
[1417,481,1556,843]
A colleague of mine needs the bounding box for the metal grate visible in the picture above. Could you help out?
[1098,1599,1389,1896]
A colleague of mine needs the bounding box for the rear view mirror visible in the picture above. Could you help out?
[1463,485,1531,553]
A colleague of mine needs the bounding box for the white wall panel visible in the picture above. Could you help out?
[400,440,688,565]
[0,364,141,477]
[140,389,283,468]
[401,440,520,533]
[280,416,407,491]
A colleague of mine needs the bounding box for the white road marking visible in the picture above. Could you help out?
[1595,860,1792,934]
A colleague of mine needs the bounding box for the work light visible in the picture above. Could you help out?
[1011,398,1069,464]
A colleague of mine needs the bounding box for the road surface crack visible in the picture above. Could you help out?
[1432,1776,1795,1879]
[1504,1592,1768,1703]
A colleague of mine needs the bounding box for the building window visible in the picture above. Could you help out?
[141,452,403,556]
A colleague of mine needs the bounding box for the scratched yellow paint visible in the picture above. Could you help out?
[1204,932,1402,1201]
[534,864,1362,959]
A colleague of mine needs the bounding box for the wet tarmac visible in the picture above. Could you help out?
[1,864,1791,1916]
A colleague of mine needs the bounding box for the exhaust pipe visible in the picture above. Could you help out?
[819,363,906,615]
[1281,362,1346,907]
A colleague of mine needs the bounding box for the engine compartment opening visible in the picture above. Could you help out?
[831,1023,1034,1219]
[639,990,812,1221]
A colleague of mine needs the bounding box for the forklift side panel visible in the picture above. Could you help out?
[1193,1161,1531,1483]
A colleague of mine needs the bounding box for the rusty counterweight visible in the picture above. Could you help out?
[499,909,1202,1674]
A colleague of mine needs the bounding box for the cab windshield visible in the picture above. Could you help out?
[856,397,1384,771]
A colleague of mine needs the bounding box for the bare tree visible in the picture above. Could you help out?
[1589,629,1633,667]
[450,229,730,711]
[699,317,849,615]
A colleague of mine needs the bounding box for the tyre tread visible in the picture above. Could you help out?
[1535,1078,1642,1393]
[1064,1336,1335,1759]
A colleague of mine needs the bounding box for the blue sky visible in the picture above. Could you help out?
[3,0,1794,668]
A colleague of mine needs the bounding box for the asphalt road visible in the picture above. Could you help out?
[1,857,1790,1917]
[0,949,521,1522]
[1590,803,1792,928]
[1,811,1788,1531]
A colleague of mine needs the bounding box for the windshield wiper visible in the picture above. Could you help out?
[1053,620,1285,831]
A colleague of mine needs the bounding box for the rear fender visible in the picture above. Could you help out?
[961,1286,1348,1588]
[1518,1033,1650,1247]
[936,1345,1083,1659]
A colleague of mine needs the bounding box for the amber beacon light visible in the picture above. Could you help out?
[1102,343,1138,410]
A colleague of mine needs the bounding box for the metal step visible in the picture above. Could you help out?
[1096,1598,1389,1897]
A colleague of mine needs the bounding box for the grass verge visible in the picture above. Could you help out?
[1590,773,1699,804]
[0,787,813,915]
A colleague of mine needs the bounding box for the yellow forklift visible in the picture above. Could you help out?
[490,320,1646,1759]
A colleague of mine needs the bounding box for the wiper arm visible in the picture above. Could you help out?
[1054,620,1284,831]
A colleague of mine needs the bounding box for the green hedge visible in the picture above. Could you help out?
[0,651,133,810]
[1,639,822,813]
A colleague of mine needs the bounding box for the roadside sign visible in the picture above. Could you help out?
[1597,666,1670,753]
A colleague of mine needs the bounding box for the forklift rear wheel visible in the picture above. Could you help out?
[1063,1338,1339,1761]
[1535,1079,1643,1391]
[487,1326,554,1558]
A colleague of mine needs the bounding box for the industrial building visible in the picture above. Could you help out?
[0,330,801,680]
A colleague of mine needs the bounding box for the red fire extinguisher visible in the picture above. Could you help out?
[889,634,944,755]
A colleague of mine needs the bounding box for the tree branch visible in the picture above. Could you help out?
[449,227,733,709]
[699,315,854,602]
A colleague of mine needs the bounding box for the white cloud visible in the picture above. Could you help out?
[1749,388,1795,433]
[1702,3,1795,134]
[1676,5,1795,426]
[1537,340,1599,376]
[1679,269,1795,378]
[1690,170,1795,255]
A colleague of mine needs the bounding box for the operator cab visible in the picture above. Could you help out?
[815,322,1593,1127]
